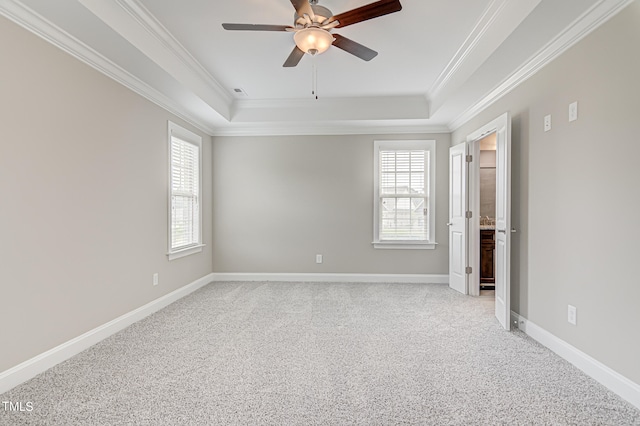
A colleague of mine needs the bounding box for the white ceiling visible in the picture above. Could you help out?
[1,0,632,135]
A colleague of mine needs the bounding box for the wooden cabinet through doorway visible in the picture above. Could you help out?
[480,229,495,285]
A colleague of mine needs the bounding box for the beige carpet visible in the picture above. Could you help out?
[1,281,639,425]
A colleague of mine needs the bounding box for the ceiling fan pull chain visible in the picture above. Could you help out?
[311,60,318,100]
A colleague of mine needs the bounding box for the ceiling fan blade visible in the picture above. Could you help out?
[332,34,378,61]
[222,23,292,31]
[329,0,402,28]
[289,0,315,19]
[283,46,305,67]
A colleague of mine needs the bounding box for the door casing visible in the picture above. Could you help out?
[465,113,511,329]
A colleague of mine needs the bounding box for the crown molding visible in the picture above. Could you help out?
[211,122,451,137]
[448,0,635,131]
[114,0,232,106]
[429,0,508,97]
[428,0,542,114]
[0,0,217,135]
[76,0,232,120]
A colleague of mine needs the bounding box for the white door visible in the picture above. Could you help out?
[448,143,467,294]
[494,113,511,330]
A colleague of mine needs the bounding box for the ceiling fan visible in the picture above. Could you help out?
[222,0,402,67]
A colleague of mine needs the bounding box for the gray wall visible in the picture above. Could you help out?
[212,134,450,274]
[0,16,213,372]
[452,1,640,384]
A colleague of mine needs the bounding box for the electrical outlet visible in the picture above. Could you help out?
[544,114,552,132]
[569,101,578,122]
[153,273,159,286]
[567,305,577,325]
[316,254,323,264]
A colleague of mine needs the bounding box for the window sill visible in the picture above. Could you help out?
[167,244,205,261]
[372,241,437,250]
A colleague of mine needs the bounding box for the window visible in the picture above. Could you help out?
[168,121,203,260]
[373,140,436,249]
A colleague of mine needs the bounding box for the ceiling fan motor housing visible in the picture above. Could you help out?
[294,5,333,28]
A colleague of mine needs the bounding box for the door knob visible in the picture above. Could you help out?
[446,222,453,226]
[511,228,517,233]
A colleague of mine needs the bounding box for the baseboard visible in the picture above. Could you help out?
[512,311,640,410]
[0,273,214,395]
[211,272,449,284]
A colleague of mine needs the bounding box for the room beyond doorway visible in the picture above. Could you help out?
[479,133,497,293]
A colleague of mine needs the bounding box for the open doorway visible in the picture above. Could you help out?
[478,133,496,297]
[468,113,511,329]
[449,112,511,329]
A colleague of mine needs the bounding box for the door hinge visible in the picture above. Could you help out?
[465,266,472,274]
[466,154,473,162]
[466,211,472,219]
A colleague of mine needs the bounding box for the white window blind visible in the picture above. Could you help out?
[168,121,202,259]
[379,149,429,241]
[373,140,436,249]
[171,136,199,249]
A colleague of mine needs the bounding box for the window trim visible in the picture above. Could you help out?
[373,139,437,250]
[167,121,204,260]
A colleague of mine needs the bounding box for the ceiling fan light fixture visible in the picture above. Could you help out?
[294,27,334,55]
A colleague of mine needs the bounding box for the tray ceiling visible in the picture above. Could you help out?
[1,0,632,135]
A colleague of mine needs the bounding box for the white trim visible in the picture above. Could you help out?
[465,114,508,297]
[373,140,437,248]
[428,0,542,113]
[0,273,214,395]
[512,311,640,410]
[449,0,635,131]
[75,0,232,121]
[0,0,218,136]
[211,123,451,137]
[372,241,437,250]
[168,120,202,144]
[167,121,203,259]
[211,273,449,284]
[429,0,509,97]
[114,0,231,106]
[167,244,205,260]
